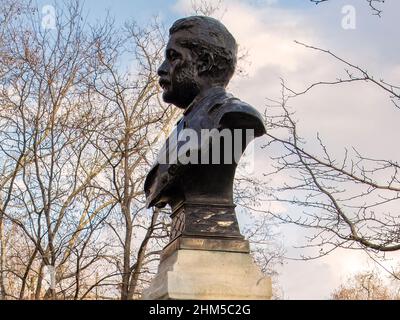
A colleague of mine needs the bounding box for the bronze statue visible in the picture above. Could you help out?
[144,16,265,249]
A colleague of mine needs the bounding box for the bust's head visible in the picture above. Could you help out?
[158,16,238,109]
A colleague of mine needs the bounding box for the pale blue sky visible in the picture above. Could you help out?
[37,0,180,25]
[35,0,316,27]
[38,0,397,66]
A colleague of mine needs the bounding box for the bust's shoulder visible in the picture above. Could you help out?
[208,93,266,136]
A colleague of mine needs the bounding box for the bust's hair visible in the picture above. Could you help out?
[169,16,238,86]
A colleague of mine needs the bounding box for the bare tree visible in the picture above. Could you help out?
[331,269,400,300]
[190,0,225,18]
[0,0,123,299]
[84,18,179,299]
[0,0,175,300]
[0,0,284,300]
[262,37,400,270]
[310,0,386,17]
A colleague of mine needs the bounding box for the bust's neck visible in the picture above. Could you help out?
[183,86,226,116]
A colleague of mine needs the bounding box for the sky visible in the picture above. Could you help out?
[36,0,400,299]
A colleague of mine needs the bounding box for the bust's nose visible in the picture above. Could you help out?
[157,60,168,77]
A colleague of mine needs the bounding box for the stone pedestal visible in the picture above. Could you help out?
[142,237,272,300]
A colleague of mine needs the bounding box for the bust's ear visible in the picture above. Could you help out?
[197,52,214,75]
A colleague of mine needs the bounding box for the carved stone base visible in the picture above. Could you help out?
[141,246,272,300]
[170,202,243,241]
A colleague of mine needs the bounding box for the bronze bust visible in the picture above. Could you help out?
[144,16,265,248]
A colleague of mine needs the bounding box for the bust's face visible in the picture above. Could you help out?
[157,31,201,109]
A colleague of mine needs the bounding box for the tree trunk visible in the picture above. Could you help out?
[0,214,6,300]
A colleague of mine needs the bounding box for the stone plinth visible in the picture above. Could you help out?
[142,240,272,300]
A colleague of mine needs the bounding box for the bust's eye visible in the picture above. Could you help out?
[167,50,180,61]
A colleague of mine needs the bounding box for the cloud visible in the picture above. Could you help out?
[172,0,317,74]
